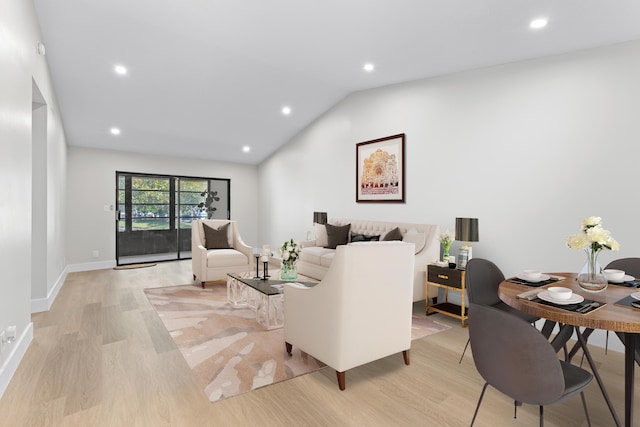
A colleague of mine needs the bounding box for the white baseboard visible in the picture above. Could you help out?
[0,322,33,399]
[31,266,69,313]
[32,260,117,313]
[68,259,116,272]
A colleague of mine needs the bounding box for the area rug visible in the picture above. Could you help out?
[144,283,450,403]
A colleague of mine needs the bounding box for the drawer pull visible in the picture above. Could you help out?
[437,274,449,280]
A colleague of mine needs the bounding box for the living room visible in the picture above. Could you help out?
[3,1,640,425]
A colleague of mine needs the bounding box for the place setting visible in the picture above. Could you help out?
[507,269,563,287]
[518,285,605,314]
[603,268,640,287]
[614,289,640,310]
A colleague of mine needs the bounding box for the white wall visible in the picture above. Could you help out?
[66,147,259,268]
[0,0,67,395]
[259,39,640,275]
[259,40,640,352]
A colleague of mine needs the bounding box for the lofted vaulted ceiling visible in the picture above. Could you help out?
[33,0,640,165]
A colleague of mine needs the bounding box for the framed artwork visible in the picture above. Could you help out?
[458,247,470,270]
[356,133,405,203]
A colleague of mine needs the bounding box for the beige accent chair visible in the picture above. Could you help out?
[284,241,415,390]
[191,219,253,287]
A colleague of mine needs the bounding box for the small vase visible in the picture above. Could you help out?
[577,248,608,292]
[442,244,451,262]
[280,263,297,281]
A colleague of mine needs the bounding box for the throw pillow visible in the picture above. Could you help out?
[325,223,351,249]
[382,227,403,241]
[350,231,380,242]
[203,223,232,249]
[315,223,328,247]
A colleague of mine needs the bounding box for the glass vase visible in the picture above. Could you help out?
[280,263,297,281]
[442,244,451,262]
[577,248,608,292]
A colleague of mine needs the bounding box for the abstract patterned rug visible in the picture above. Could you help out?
[144,283,450,403]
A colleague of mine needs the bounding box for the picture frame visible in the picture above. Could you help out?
[356,133,405,203]
[458,247,470,270]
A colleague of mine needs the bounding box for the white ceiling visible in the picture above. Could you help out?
[33,0,640,165]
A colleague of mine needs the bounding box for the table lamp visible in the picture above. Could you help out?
[313,211,327,225]
[455,217,479,269]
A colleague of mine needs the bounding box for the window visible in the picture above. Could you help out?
[116,172,230,265]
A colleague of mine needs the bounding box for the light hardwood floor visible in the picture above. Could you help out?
[0,260,635,426]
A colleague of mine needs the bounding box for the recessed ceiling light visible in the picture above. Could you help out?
[242,146,250,153]
[530,18,548,29]
[114,64,127,75]
[110,127,121,135]
[281,106,291,116]
[363,63,375,72]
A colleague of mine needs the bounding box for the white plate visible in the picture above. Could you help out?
[516,274,550,283]
[610,274,636,283]
[538,290,584,305]
[630,292,640,301]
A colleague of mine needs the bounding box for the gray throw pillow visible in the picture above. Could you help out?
[382,227,403,241]
[350,232,380,242]
[203,223,232,249]
[325,223,351,249]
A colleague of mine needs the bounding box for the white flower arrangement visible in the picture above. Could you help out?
[439,230,455,246]
[566,216,620,252]
[278,238,301,267]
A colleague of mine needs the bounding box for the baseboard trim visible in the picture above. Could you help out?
[31,266,69,313]
[0,322,33,399]
[68,260,116,272]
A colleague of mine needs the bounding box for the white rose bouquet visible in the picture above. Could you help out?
[566,216,619,284]
[278,238,301,268]
[565,216,620,252]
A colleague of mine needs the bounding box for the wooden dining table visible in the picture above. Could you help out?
[499,273,640,427]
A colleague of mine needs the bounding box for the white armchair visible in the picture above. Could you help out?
[284,241,415,390]
[191,220,253,287]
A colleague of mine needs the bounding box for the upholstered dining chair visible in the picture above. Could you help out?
[469,303,593,426]
[459,258,540,363]
[603,258,640,359]
[284,241,415,390]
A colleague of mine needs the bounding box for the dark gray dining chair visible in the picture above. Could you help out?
[605,257,640,277]
[459,258,540,363]
[604,258,640,359]
[469,302,593,426]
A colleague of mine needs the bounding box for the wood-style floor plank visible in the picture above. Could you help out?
[0,259,637,426]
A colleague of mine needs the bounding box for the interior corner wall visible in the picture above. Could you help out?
[0,0,68,395]
[258,39,640,278]
[65,147,259,268]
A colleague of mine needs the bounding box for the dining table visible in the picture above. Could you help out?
[499,272,640,427]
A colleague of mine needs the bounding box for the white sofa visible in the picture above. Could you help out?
[191,219,253,287]
[284,241,415,390]
[297,218,441,301]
